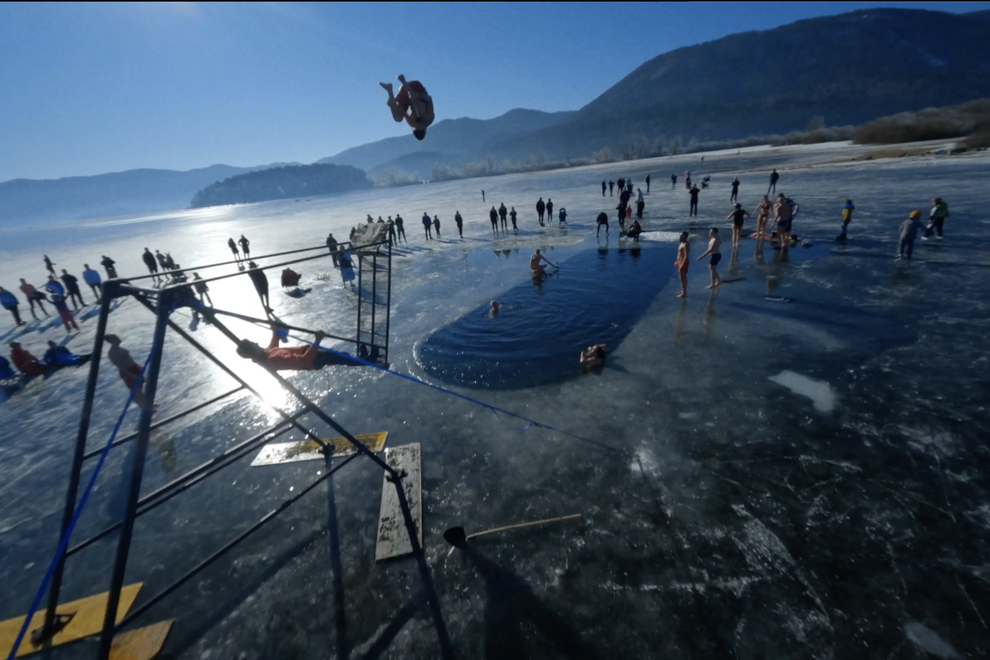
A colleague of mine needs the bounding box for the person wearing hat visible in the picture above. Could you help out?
[10,341,46,376]
[898,211,924,260]
[923,197,949,240]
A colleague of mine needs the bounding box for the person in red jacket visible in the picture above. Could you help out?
[10,341,46,376]
[236,327,362,371]
[379,74,434,140]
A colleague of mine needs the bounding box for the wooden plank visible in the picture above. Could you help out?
[250,432,388,467]
[109,620,173,660]
[0,583,142,658]
[375,443,422,561]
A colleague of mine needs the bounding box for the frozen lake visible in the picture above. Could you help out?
[2,141,990,659]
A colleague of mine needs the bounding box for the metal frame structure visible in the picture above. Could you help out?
[27,238,452,659]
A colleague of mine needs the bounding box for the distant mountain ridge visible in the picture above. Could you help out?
[190,163,371,208]
[0,163,297,226]
[326,8,990,173]
[318,108,576,176]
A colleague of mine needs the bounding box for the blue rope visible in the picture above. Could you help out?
[5,339,160,660]
[185,299,621,452]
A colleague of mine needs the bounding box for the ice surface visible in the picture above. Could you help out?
[904,622,961,659]
[768,370,837,412]
[2,140,990,659]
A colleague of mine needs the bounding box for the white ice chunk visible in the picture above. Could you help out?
[904,622,961,659]
[768,370,836,413]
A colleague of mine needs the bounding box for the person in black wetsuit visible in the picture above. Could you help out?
[247,262,272,314]
[421,212,433,239]
[455,211,464,237]
[326,233,339,266]
[60,269,84,309]
[101,255,118,279]
[596,211,609,238]
[671,173,677,190]
[536,198,546,225]
[617,177,624,192]
[395,214,407,243]
[228,238,240,263]
[768,169,779,195]
[608,180,614,196]
[689,184,700,217]
[601,180,607,196]
[498,203,508,231]
[509,207,518,230]
[489,206,499,234]
[239,234,251,259]
[546,199,554,225]
[645,173,651,193]
[43,255,56,276]
[730,178,740,204]
[142,248,161,283]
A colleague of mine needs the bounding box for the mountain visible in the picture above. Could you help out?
[0,164,296,226]
[491,8,990,160]
[319,108,575,177]
[190,163,371,208]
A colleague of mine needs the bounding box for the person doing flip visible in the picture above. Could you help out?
[380,74,435,140]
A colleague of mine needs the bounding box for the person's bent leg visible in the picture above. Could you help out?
[313,349,364,369]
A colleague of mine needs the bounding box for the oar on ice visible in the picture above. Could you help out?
[443,514,582,549]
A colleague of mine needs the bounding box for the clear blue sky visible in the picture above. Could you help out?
[1,2,986,182]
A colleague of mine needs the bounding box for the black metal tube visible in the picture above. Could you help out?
[202,314,398,479]
[130,293,327,449]
[97,289,172,659]
[66,416,300,558]
[118,243,335,285]
[116,454,357,630]
[42,283,115,636]
[385,241,392,365]
[82,386,245,461]
[325,450,350,660]
[196,305,353,346]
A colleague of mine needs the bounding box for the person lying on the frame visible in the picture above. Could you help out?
[236,325,362,371]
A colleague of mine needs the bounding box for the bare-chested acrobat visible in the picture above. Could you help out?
[379,75,435,140]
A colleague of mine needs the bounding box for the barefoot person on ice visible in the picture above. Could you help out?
[380,75,435,140]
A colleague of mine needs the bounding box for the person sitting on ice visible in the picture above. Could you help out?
[281,268,302,288]
[43,340,91,369]
[10,341,46,377]
[379,74,434,140]
[626,219,643,242]
[236,326,362,371]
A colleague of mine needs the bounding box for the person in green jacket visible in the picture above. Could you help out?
[923,197,949,239]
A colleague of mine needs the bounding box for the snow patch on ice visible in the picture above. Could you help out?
[769,370,836,412]
[904,622,961,659]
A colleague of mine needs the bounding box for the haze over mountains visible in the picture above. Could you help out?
[2,8,988,224]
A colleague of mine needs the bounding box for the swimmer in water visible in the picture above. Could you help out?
[580,344,607,371]
[530,249,555,277]
[490,300,499,316]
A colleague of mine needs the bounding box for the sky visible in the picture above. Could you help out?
[1,1,988,182]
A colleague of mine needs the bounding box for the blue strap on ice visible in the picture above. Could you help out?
[5,338,160,660]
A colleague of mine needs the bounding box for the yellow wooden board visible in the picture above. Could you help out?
[250,432,388,467]
[109,620,173,660]
[0,583,142,658]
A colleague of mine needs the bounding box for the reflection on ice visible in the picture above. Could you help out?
[768,370,836,412]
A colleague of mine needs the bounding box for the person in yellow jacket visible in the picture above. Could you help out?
[837,199,855,241]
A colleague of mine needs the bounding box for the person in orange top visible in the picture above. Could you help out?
[237,328,361,371]
[10,341,46,376]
